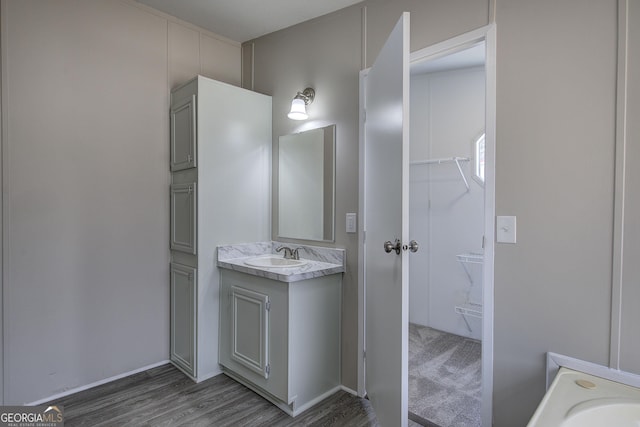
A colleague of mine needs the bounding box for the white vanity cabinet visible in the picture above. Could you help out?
[169,76,271,382]
[219,269,342,416]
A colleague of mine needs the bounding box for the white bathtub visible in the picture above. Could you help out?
[528,367,640,427]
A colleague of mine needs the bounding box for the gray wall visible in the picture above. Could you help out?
[0,0,633,424]
[248,0,489,399]
[249,0,629,425]
[250,4,364,389]
[616,0,640,378]
[1,0,240,404]
[493,1,617,424]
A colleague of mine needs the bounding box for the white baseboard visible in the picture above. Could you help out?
[222,369,293,415]
[221,368,344,417]
[27,360,170,406]
[340,385,358,396]
[291,386,342,416]
[193,368,221,383]
[169,361,222,384]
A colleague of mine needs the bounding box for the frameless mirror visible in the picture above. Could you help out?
[277,125,335,241]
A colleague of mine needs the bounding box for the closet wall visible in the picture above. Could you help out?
[409,66,485,340]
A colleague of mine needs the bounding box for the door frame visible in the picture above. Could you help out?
[358,23,496,426]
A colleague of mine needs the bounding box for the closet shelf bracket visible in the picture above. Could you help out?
[455,302,483,318]
[410,156,470,191]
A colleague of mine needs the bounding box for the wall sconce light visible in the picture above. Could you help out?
[287,87,315,120]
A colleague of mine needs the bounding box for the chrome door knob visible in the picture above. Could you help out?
[383,239,401,255]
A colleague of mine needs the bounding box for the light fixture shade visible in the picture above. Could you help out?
[288,98,308,120]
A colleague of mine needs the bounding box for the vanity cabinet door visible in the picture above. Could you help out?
[219,271,288,403]
[170,182,197,254]
[170,95,197,171]
[170,263,197,377]
[230,286,270,379]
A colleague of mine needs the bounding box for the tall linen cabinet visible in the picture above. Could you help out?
[169,76,272,381]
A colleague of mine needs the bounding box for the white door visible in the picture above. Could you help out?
[364,12,412,427]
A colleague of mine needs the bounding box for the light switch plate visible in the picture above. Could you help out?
[496,216,517,243]
[346,213,357,233]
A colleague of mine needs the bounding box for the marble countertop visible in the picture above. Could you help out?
[217,241,345,283]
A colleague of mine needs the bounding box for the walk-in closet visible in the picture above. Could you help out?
[408,41,486,427]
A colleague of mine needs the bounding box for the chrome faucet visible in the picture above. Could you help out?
[276,246,302,260]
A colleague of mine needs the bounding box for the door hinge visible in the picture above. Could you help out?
[363,349,366,360]
[265,300,271,312]
[265,364,271,376]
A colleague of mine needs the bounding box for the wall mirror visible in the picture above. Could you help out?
[277,125,335,242]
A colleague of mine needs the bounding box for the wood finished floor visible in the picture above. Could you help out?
[47,364,380,427]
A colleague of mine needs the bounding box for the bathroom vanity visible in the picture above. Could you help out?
[217,242,344,416]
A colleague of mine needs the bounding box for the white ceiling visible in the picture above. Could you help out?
[135,0,363,42]
[411,42,486,75]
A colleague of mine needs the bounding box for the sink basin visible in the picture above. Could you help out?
[244,255,307,268]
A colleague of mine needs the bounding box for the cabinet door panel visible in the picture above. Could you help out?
[170,95,197,171]
[170,263,197,376]
[231,286,270,379]
[170,182,197,254]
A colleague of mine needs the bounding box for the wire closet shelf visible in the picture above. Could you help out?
[410,156,470,190]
